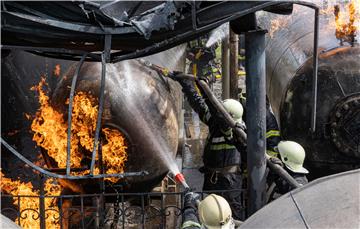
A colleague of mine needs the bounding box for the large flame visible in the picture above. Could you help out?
[330,0,359,42]
[269,0,359,42]
[1,172,61,229]
[31,77,128,182]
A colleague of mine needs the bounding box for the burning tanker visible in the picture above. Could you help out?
[1,45,186,195]
[259,1,360,178]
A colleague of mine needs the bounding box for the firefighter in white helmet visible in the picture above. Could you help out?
[222,99,244,124]
[267,140,309,201]
[173,74,246,220]
[278,141,309,174]
[182,193,240,229]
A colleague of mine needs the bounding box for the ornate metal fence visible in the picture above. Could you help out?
[1,189,247,229]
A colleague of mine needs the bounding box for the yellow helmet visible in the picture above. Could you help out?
[222,99,243,123]
[198,194,233,229]
[278,141,309,174]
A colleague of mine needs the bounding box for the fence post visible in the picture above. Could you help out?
[39,174,46,229]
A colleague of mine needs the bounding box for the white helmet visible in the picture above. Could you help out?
[222,99,243,123]
[198,194,233,229]
[277,141,309,174]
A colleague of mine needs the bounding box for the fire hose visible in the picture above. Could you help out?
[139,59,301,189]
[171,72,301,189]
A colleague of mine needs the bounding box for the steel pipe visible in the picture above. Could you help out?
[222,36,230,99]
[229,29,239,99]
[245,27,267,215]
[310,8,319,133]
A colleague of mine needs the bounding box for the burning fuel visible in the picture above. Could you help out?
[334,0,359,43]
[319,0,360,44]
[31,77,128,182]
[267,0,360,44]
[1,172,61,229]
[53,64,61,77]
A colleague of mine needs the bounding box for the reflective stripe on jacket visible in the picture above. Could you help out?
[182,220,202,229]
[178,78,242,169]
[266,97,281,157]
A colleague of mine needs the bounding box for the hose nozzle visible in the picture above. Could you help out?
[174,173,190,190]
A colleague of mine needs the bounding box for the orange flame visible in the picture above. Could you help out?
[31,77,82,168]
[53,64,61,77]
[334,0,359,41]
[31,77,128,182]
[1,172,61,229]
[101,128,128,183]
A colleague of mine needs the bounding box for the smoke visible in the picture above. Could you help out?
[206,23,229,48]
[105,46,187,176]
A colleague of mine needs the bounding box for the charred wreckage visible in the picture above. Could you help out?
[1,1,359,229]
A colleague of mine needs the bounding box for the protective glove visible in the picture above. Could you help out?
[197,76,210,85]
[169,71,184,81]
[184,190,200,210]
[270,157,283,167]
[235,121,246,131]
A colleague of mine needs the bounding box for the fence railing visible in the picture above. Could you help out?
[1,189,247,229]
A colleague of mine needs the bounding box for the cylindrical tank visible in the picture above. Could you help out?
[240,169,360,228]
[1,45,186,193]
[259,4,360,178]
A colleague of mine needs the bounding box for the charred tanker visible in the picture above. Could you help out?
[1,45,186,193]
[259,3,360,178]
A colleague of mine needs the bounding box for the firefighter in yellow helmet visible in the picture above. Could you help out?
[266,140,309,202]
[182,194,240,229]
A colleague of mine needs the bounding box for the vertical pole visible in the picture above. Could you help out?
[229,29,239,99]
[98,142,105,228]
[66,53,87,176]
[310,8,319,133]
[245,14,267,215]
[90,34,111,175]
[222,34,230,100]
[39,175,46,229]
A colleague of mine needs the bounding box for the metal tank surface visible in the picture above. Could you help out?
[1,45,186,193]
[258,4,360,178]
[0,214,21,229]
[240,169,360,228]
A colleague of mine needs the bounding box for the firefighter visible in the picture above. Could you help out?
[182,193,240,229]
[173,76,245,220]
[187,37,218,82]
[238,95,281,162]
[265,96,281,158]
[267,141,309,202]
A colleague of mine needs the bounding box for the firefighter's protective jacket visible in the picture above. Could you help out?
[177,78,241,169]
[187,38,217,78]
[181,193,201,229]
[265,97,281,157]
[239,96,281,158]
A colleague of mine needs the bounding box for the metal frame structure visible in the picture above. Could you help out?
[1,1,319,180]
[1,1,305,62]
[1,184,247,229]
[1,1,320,221]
